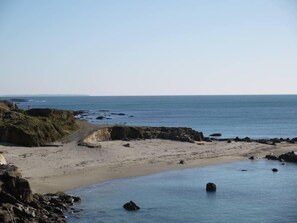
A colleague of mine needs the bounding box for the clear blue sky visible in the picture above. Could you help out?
[0,0,296,96]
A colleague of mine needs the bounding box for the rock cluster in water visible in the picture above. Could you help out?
[0,100,78,147]
[0,164,80,222]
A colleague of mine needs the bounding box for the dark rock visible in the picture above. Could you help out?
[206,183,216,192]
[78,141,102,148]
[227,140,232,143]
[272,138,281,144]
[272,168,278,172]
[241,169,247,171]
[265,155,278,160]
[111,126,143,140]
[111,113,126,116]
[123,143,130,147]
[249,156,255,160]
[179,160,185,164]
[0,164,81,222]
[209,133,222,137]
[279,151,297,163]
[86,125,204,143]
[123,201,140,211]
[96,116,105,120]
[244,137,251,142]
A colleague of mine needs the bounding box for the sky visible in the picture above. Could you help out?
[0,0,297,96]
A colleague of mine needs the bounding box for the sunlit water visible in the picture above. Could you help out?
[5,95,297,138]
[67,160,297,223]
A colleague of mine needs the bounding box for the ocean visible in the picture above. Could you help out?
[6,94,297,138]
[2,95,297,222]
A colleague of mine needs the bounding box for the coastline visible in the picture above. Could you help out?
[1,138,295,194]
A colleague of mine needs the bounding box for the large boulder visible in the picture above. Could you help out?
[0,165,80,222]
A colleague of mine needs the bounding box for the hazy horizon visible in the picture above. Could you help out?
[1,0,297,96]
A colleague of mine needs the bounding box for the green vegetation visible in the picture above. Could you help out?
[0,101,78,146]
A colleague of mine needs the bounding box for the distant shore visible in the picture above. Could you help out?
[0,123,296,194]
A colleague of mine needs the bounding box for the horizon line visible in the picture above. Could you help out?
[1,93,297,97]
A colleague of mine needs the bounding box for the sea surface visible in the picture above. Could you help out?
[2,95,297,222]
[4,95,297,138]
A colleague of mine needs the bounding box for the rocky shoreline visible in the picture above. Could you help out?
[0,164,80,223]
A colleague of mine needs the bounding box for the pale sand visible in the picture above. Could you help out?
[0,138,295,194]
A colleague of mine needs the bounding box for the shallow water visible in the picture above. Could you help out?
[67,160,297,223]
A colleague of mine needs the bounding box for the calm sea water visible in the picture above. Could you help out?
[67,160,297,223]
[3,95,297,138]
[2,95,297,222]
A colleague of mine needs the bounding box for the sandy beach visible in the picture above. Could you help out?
[0,127,295,194]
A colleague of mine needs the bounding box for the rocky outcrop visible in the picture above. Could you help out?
[278,151,297,163]
[0,101,78,147]
[81,125,204,146]
[265,151,297,163]
[0,164,80,222]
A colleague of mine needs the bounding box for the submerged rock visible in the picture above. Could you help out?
[0,164,80,222]
[123,201,140,211]
[272,168,278,172]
